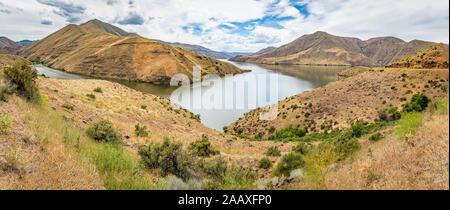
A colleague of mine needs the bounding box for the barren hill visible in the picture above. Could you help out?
[19,19,244,84]
[227,68,449,139]
[231,31,438,67]
[0,37,21,54]
[387,43,449,69]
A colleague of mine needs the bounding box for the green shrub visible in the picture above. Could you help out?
[0,86,13,102]
[138,138,191,180]
[369,132,382,142]
[204,165,256,190]
[265,146,281,157]
[3,60,40,102]
[349,121,368,138]
[403,93,430,112]
[134,123,149,137]
[292,142,312,155]
[62,103,75,111]
[93,87,103,93]
[274,126,307,140]
[273,152,304,177]
[0,112,12,134]
[258,157,272,169]
[87,120,122,143]
[189,136,219,157]
[86,93,96,100]
[330,137,360,160]
[201,157,228,180]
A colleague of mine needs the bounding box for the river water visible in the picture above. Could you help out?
[35,62,347,131]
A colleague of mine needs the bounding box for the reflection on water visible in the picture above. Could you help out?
[35,62,347,131]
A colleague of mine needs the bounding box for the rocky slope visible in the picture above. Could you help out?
[227,68,449,139]
[0,37,21,54]
[231,31,439,67]
[19,19,244,84]
[387,44,449,69]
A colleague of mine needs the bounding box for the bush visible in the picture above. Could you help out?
[274,126,307,140]
[134,123,149,137]
[0,86,13,102]
[62,103,75,111]
[273,152,304,177]
[0,112,12,134]
[369,132,382,142]
[138,138,191,180]
[258,157,272,169]
[292,142,312,155]
[349,121,368,138]
[3,60,40,102]
[403,93,430,112]
[87,120,122,143]
[189,136,219,157]
[265,146,281,157]
[330,137,360,160]
[201,157,228,180]
[86,93,96,100]
[93,87,103,93]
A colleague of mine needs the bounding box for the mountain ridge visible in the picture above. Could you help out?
[231,31,441,67]
[19,19,244,84]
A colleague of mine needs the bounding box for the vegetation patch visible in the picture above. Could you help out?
[0,112,12,134]
[395,112,423,139]
[265,146,281,157]
[258,157,273,169]
[62,103,75,111]
[134,123,149,137]
[87,120,123,144]
[3,60,40,102]
[138,138,191,180]
[93,87,103,93]
[188,136,219,157]
[273,152,304,177]
[273,126,307,141]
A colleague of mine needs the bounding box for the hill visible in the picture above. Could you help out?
[19,19,244,84]
[387,44,449,69]
[231,31,439,67]
[0,37,21,54]
[16,40,35,47]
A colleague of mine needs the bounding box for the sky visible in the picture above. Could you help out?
[0,0,449,52]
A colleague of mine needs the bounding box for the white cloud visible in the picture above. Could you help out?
[0,0,448,52]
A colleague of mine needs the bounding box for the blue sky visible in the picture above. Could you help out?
[0,0,448,52]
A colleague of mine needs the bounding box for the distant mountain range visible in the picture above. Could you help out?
[19,19,244,84]
[167,42,252,59]
[231,31,446,67]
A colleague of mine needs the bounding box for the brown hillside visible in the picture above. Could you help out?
[227,68,449,139]
[19,19,244,84]
[0,54,30,68]
[387,44,449,69]
[231,32,437,67]
[0,37,21,54]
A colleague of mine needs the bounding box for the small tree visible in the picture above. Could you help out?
[87,120,122,143]
[134,123,149,137]
[189,136,219,157]
[138,138,190,180]
[3,60,40,102]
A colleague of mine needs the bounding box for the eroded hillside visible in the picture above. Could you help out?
[19,19,244,84]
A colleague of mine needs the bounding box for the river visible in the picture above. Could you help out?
[35,62,347,131]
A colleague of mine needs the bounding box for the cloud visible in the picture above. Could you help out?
[40,19,53,25]
[116,12,145,25]
[36,0,86,23]
[0,0,448,51]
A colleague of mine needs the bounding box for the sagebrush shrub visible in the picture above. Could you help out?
[189,136,219,157]
[87,120,122,143]
[3,60,40,102]
[258,157,272,169]
[134,123,149,137]
[138,138,191,180]
[265,146,281,157]
[0,112,12,134]
[273,152,304,177]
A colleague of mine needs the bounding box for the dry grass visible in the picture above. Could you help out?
[325,103,449,190]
